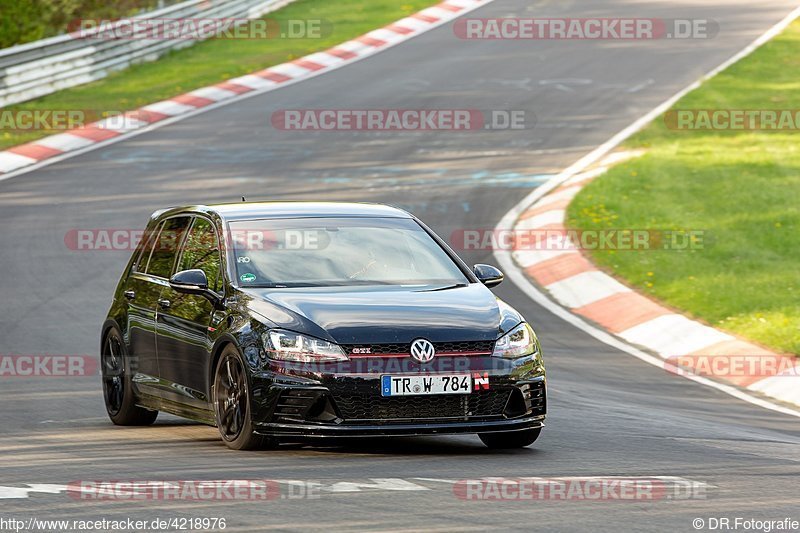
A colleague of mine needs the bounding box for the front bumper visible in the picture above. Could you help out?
[249,358,546,437]
[254,414,545,437]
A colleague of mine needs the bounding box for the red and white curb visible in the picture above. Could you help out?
[510,150,800,408]
[0,0,493,180]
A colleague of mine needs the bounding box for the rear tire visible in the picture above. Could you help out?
[479,427,541,449]
[213,345,277,450]
[101,328,158,426]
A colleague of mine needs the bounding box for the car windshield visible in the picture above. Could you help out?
[227,217,469,288]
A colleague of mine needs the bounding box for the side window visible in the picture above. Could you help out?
[132,223,161,273]
[145,216,191,279]
[178,217,222,292]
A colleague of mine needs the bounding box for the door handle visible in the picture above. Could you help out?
[157,298,171,309]
[123,290,136,300]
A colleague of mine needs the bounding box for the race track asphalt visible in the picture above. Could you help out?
[0,1,799,531]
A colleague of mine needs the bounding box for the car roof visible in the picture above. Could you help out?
[155,202,413,222]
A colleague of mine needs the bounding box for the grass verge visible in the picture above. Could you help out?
[567,20,800,355]
[0,0,437,150]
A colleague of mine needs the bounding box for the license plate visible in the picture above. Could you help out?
[381,374,472,396]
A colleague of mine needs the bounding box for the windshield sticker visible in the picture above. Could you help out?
[240,273,256,283]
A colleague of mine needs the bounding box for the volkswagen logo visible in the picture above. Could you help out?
[410,338,435,363]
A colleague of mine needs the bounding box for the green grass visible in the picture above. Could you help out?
[567,20,800,355]
[0,0,436,150]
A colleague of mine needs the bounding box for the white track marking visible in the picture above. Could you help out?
[268,62,316,77]
[141,100,196,117]
[364,28,408,45]
[0,152,37,173]
[748,370,800,406]
[93,116,149,133]
[546,271,630,309]
[227,74,279,90]
[513,247,577,268]
[188,86,239,102]
[618,315,733,357]
[535,185,581,207]
[299,52,346,68]
[34,133,95,151]
[515,210,565,230]
[0,484,68,499]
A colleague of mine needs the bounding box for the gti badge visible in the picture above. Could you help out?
[410,338,435,363]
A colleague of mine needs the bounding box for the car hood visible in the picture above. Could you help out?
[240,283,522,344]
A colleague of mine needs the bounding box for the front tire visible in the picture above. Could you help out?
[213,345,276,450]
[101,328,158,426]
[479,427,541,449]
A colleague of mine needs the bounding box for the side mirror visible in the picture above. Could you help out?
[170,267,221,299]
[473,264,504,288]
[170,269,208,293]
[170,269,222,305]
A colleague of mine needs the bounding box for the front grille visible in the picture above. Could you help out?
[332,389,511,421]
[342,340,494,356]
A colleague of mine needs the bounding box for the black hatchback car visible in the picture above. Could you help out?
[101,202,546,449]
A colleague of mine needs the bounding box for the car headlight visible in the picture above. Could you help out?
[264,329,347,362]
[492,322,540,359]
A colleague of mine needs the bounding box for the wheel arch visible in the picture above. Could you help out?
[209,334,241,390]
[101,318,123,352]
[209,316,265,376]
